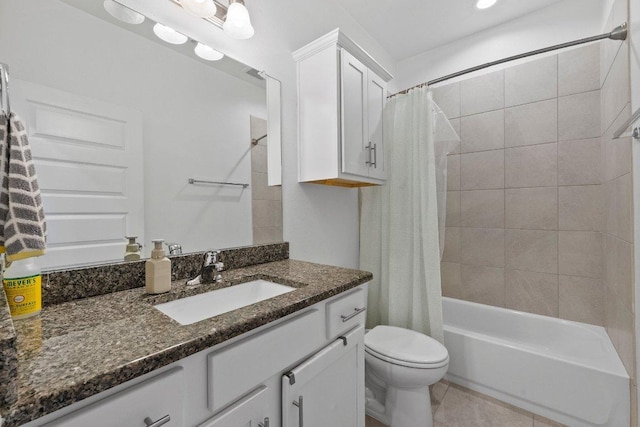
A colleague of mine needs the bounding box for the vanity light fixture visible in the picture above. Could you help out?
[103,0,145,24]
[475,0,497,9]
[194,42,224,61]
[223,0,255,40]
[181,0,217,18]
[153,23,189,44]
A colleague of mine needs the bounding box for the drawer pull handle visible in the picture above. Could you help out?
[259,417,270,427]
[293,395,304,427]
[144,415,170,427]
[341,307,366,322]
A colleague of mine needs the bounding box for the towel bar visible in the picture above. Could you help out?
[188,178,249,188]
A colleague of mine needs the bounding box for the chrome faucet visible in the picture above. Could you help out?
[166,242,182,255]
[186,250,224,286]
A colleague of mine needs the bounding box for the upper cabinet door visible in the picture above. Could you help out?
[340,49,370,178]
[367,73,386,180]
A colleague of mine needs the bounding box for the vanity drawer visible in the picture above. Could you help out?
[199,386,269,427]
[44,367,184,427]
[326,286,367,339]
[208,308,324,412]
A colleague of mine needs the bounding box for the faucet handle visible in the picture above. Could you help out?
[214,261,224,272]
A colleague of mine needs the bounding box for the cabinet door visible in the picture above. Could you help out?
[282,326,365,427]
[367,72,386,180]
[340,49,370,178]
[44,367,184,427]
[199,386,269,427]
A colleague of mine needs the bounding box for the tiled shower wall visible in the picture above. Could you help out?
[439,43,606,325]
[601,0,636,418]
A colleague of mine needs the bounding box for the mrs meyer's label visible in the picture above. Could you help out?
[3,274,42,319]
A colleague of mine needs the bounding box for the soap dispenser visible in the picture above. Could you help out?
[145,239,171,294]
[124,236,142,261]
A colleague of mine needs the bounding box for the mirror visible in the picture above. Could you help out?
[0,0,282,269]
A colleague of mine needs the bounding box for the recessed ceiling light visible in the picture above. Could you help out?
[103,0,145,24]
[194,43,224,61]
[153,23,188,45]
[475,0,497,9]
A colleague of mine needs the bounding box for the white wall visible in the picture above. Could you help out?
[118,0,397,268]
[0,0,267,257]
[391,0,606,93]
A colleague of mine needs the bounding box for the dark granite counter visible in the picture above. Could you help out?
[0,258,372,427]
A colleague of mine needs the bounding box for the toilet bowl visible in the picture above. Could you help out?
[364,325,449,427]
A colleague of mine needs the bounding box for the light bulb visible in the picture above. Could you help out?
[181,0,217,18]
[223,1,255,40]
[103,0,145,24]
[153,23,188,45]
[475,0,497,9]
[194,43,224,61]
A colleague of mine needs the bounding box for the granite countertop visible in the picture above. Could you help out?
[0,259,372,427]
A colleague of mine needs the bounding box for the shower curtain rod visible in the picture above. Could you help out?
[389,22,628,98]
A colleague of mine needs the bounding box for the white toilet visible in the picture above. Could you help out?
[364,325,449,427]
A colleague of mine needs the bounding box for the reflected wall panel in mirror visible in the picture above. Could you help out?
[0,0,282,269]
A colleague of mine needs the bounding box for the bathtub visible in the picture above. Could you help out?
[442,297,630,427]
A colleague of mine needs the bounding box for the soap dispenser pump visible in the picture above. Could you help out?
[145,239,171,294]
[124,236,142,261]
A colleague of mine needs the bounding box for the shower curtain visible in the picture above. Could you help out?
[360,87,458,343]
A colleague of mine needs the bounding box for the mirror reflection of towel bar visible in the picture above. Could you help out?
[613,107,640,140]
[188,178,249,188]
[251,134,267,145]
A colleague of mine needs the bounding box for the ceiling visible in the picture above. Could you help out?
[338,0,567,61]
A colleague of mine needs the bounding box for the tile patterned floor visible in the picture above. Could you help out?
[365,381,566,427]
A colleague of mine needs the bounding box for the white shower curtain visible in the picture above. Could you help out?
[360,87,457,343]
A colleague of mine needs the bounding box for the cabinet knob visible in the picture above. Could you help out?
[259,417,270,427]
[144,415,171,427]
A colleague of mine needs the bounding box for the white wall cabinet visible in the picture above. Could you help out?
[294,29,393,188]
[29,284,369,427]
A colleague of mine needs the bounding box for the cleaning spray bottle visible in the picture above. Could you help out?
[2,257,42,319]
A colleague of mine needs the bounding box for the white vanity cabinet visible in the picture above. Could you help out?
[29,284,368,427]
[42,367,185,427]
[293,29,393,187]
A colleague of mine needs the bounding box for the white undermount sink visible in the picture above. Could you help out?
[154,279,296,325]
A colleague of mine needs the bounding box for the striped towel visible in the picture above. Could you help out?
[0,113,46,261]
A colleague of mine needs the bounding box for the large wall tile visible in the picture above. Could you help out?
[505,187,557,230]
[558,231,602,278]
[446,191,461,227]
[558,185,603,232]
[460,110,504,153]
[505,143,557,188]
[442,227,461,263]
[505,99,558,148]
[558,43,600,96]
[558,275,604,325]
[601,42,630,133]
[440,261,462,298]
[602,105,632,181]
[447,154,460,190]
[433,82,461,119]
[557,138,601,185]
[448,118,461,154]
[505,229,558,274]
[505,55,557,107]
[460,70,504,116]
[461,150,504,190]
[505,269,558,317]
[615,173,633,242]
[558,91,601,140]
[461,190,505,228]
[460,265,505,307]
[461,228,505,268]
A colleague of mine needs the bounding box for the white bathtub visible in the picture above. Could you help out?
[442,297,630,427]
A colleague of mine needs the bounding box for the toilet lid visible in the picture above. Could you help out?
[365,325,448,367]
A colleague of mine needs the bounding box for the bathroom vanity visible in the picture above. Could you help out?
[0,244,371,427]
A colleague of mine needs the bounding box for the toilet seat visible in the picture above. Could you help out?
[365,325,449,369]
